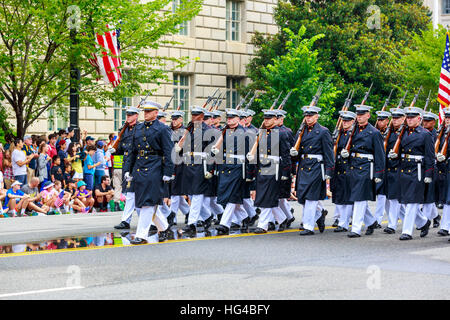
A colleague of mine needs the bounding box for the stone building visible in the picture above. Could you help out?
[22,0,279,137]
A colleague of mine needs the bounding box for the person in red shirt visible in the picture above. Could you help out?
[47,133,57,159]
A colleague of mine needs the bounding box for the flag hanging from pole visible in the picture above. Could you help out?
[88,24,122,88]
[437,32,450,125]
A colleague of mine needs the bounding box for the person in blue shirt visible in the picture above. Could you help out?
[2,181,30,217]
[83,146,101,191]
[93,141,106,186]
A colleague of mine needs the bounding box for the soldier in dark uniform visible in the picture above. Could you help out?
[111,106,141,230]
[211,110,223,130]
[389,107,434,240]
[179,106,215,234]
[122,101,175,244]
[436,107,450,237]
[340,105,385,238]
[214,109,250,235]
[384,108,407,234]
[331,111,356,232]
[247,109,291,233]
[373,110,391,227]
[169,111,190,224]
[421,111,440,226]
[290,106,334,235]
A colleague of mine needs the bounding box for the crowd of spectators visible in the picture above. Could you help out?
[0,129,121,218]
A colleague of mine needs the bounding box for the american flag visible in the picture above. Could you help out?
[88,24,122,88]
[437,32,450,125]
[54,191,65,208]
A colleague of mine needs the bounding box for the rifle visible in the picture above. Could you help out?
[333,89,355,157]
[390,87,422,155]
[111,91,151,150]
[439,125,450,157]
[270,92,283,110]
[235,91,252,110]
[375,88,394,130]
[177,90,219,149]
[420,90,432,126]
[292,86,323,152]
[247,91,294,159]
[344,83,374,153]
[209,92,222,111]
[163,95,175,111]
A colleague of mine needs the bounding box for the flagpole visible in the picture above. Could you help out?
[69,29,80,143]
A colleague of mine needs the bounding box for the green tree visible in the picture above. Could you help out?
[246,0,431,128]
[398,23,447,112]
[251,26,339,130]
[0,0,202,138]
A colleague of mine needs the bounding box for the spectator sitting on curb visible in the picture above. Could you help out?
[94,175,114,212]
[40,181,59,214]
[20,177,50,216]
[76,181,94,213]
[65,179,84,213]
[54,180,71,214]
[2,181,30,217]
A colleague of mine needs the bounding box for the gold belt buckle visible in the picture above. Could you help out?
[140,150,145,157]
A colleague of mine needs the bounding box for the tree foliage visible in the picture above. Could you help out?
[0,0,202,138]
[246,0,432,129]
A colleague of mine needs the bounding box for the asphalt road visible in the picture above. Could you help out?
[0,200,449,300]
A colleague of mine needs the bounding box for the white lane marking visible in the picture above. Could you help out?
[0,286,84,298]
[0,226,114,235]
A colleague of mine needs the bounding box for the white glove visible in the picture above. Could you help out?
[374,178,382,183]
[175,144,182,153]
[388,151,398,159]
[204,172,213,179]
[245,178,254,182]
[108,147,116,154]
[290,148,298,157]
[424,177,432,184]
[124,172,133,182]
[324,175,331,180]
[281,176,288,181]
[163,175,174,182]
[436,153,446,162]
[211,147,220,156]
[340,149,349,158]
[246,153,255,162]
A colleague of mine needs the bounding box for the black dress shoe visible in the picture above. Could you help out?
[241,217,250,231]
[216,225,230,235]
[332,219,339,227]
[365,221,378,235]
[334,226,348,233]
[197,220,205,228]
[420,220,431,238]
[316,212,326,233]
[182,223,196,233]
[286,217,295,228]
[253,227,267,234]
[215,213,223,225]
[299,222,304,231]
[167,211,176,226]
[204,215,213,230]
[438,229,449,236]
[267,222,276,231]
[130,237,148,245]
[399,233,412,240]
[278,219,287,232]
[114,221,130,230]
[383,227,395,234]
[158,230,168,242]
[299,230,314,236]
[375,222,382,229]
[148,225,158,236]
[230,222,241,230]
[249,214,259,227]
[347,232,361,238]
[433,215,441,228]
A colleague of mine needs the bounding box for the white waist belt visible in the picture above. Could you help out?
[351,153,374,160]
[401,154,424,161]
[301,154,323,161]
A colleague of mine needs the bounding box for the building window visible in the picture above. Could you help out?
[226,0,241,41]
[445,0,450,14]
[173,0,189,36]
[114,97,132,131]
[173,74,190,122]
[48,108,68,132]
[226,77,241,109]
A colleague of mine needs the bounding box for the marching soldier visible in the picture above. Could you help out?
[389,107,434,240]
[212,110,224,130]
[214,109,250,235]
[247,109,291,233]
[384,108,407,234]
[291,106,334,235]
[331,110,356,232]
[169,111,190,224]
[373,110,392,227]
[422,111,440,225]
[180,106,214,234]
[112,106,141,230]
[436,107,450,238]
[341,105,385,238]
[122,101,175,244]
[245,110,258,134]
